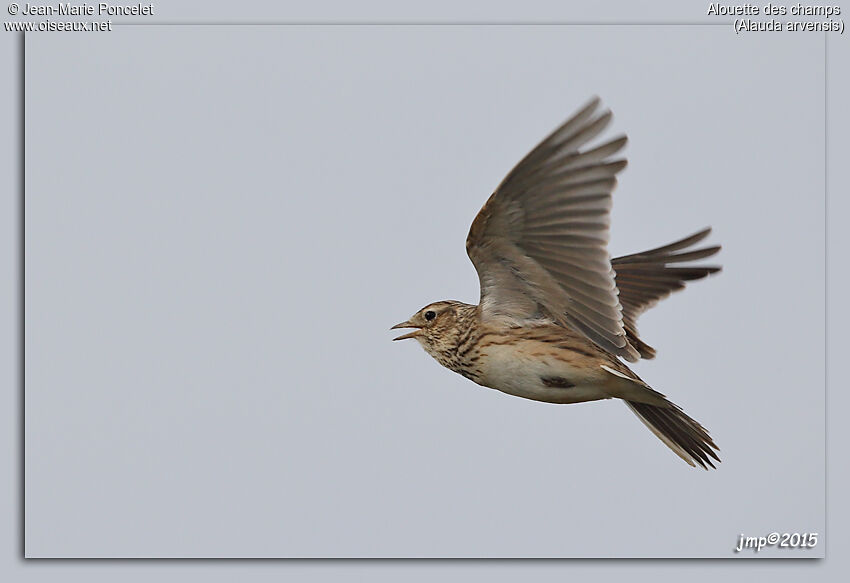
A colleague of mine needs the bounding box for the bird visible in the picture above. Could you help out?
[391,97,721,469]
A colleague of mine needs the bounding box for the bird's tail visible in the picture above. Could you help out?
[625,399,721,469]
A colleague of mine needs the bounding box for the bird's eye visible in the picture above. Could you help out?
[424,310,436,321]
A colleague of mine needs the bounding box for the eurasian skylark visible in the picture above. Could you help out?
[392,97,721,468]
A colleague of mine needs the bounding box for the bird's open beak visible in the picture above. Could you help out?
[391,321,422,341]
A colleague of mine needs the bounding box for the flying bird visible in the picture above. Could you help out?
[392,97,721,468]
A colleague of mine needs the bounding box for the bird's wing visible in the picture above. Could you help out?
[466,97,639,361]
[612,228,721,359]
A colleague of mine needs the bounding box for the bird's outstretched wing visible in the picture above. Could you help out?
[612,228,721,359]
[466,97,640,361]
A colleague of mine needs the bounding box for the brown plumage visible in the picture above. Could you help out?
[392,98,721,469]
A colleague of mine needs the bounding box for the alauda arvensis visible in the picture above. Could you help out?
[392,97,721,469]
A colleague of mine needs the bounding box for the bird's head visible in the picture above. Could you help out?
[391,301,472,353]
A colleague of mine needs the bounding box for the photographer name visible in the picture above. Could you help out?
[20,3,154,16]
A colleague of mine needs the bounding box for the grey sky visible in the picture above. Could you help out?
[22,23,824,559]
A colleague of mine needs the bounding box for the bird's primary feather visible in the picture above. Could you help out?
[465,97,637,361]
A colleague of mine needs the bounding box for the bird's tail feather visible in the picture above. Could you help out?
[625,399,720,469]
